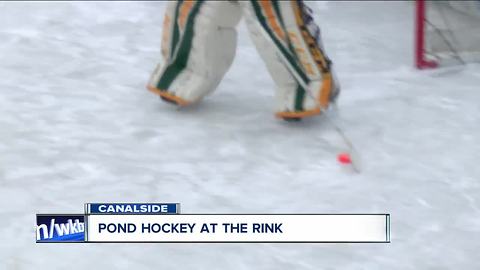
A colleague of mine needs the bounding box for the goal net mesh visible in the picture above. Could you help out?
[423,0,480,66]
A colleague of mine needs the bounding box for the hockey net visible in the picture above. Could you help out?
[415,0,480,69]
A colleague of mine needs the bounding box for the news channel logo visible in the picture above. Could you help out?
[36,215,85,243]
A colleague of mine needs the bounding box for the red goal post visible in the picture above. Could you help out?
[414,0,480,69]
[415,0,438,69]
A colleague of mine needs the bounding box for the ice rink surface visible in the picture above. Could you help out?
[0,1,479,269]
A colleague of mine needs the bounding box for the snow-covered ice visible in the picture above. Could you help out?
[0,1,479,269]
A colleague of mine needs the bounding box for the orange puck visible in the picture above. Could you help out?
[337,153,352,164]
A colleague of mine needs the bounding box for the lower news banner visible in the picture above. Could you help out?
[85,214,390,243]
[35,203,390,243]
[36,215,85,243]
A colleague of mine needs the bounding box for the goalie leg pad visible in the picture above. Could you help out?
[148,1,242,106]
[243,0,339,119]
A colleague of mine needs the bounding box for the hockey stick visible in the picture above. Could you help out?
[254,15,361,171]
[277,56,361,172]
[295,76,362,173]
[319,106,361,173]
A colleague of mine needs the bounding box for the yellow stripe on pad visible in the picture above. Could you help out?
[259,0,287,42]
[275,108,321,119]
[178,1,195,29]
[146,85,191,106]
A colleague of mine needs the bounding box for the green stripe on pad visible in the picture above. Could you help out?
[251,0,308,112]
[294,83,306,112]
[169,0,183,60]
[250,0,309,85]
[157,1,204,91]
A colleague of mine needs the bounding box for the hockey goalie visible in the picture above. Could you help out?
[147,0,340,120]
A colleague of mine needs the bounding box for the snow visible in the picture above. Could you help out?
[1,1,479,269]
